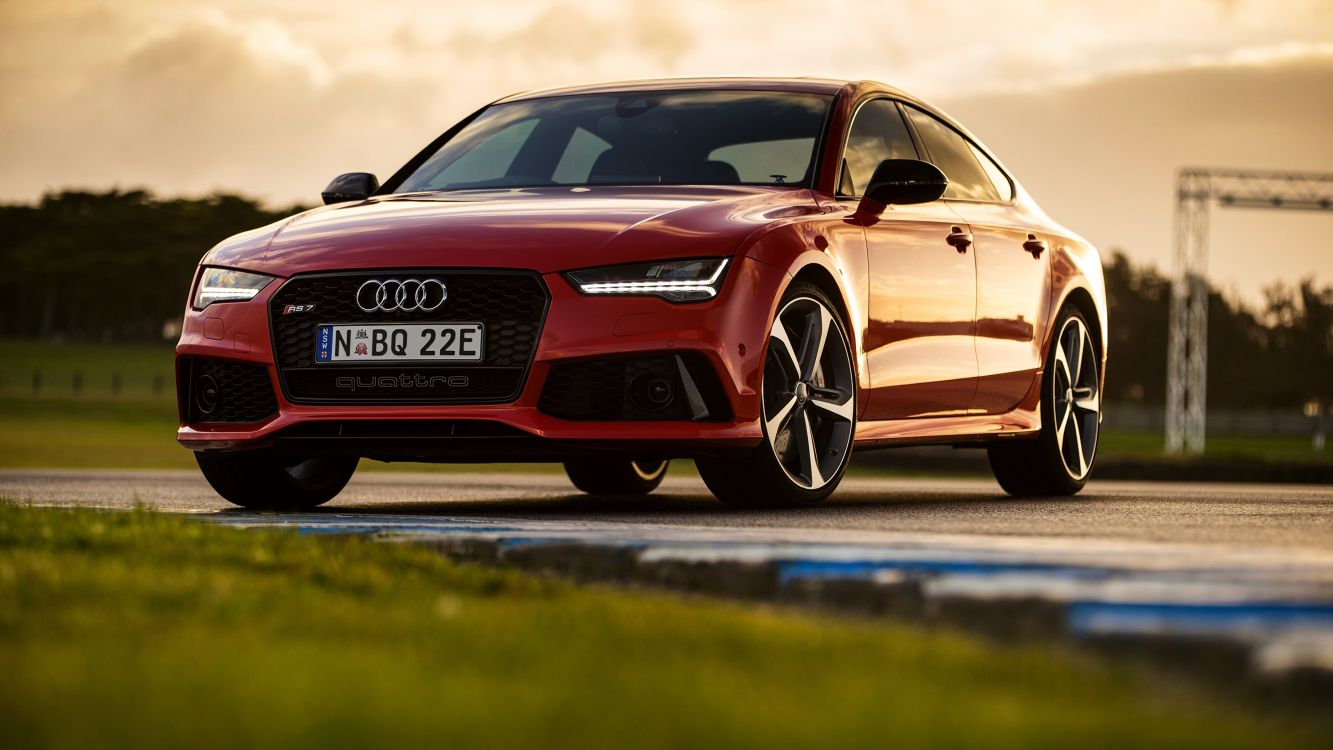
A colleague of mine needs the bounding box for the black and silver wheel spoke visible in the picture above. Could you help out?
[798,304,832,381]
[1052,316,1100,480]
[766,393,799,441]
[794,410,824,488]
[769,319,802,377]
[763,297,855,490]
[807,389,855,421]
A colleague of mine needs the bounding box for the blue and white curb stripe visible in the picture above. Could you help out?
[208,511,1333,689]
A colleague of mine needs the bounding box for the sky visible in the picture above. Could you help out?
[2,0,1332,303]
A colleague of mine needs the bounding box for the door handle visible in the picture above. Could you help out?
[946,226,972,253]
[1023,234,1047,258]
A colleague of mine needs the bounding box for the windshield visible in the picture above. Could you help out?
[397,90,832,192]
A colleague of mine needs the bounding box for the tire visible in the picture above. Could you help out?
[696,282,856,508]
[195,452,358,510]
[563,459,669,495]
[987,305,1101,496]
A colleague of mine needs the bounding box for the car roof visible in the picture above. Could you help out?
[496,77,903,102]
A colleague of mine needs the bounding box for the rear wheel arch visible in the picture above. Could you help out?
[1052,285,1104,364]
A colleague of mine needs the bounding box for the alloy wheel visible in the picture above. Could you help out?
[1051,315,1100,479]
[762,296,855,489]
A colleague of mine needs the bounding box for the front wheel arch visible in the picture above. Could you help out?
[786,262,861,397]
[790,264,853,340]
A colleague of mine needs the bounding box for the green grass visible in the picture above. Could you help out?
[0,396,194,469]
[0,504,1324,749]
[0,339,175,399]
[1099,431,1332,464]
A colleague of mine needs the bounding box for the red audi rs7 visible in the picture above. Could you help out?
[177,77,1107,508]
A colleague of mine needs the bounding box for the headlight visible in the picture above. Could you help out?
[192,267,276,310]
[565,258,730,303]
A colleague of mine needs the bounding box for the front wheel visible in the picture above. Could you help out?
[697,283,856,508]
[563,459,669,495]
[987,306,1101,496]
[195,452,358,510]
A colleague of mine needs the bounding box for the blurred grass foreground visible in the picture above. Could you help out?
[1,503,1327,749]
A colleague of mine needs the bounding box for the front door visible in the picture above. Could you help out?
[837,99,978,420]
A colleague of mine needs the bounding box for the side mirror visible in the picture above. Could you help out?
[321,172,379,205]
[857,159,948,216]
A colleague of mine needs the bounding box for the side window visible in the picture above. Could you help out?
[969,143,1013,201]
[552,127,612,184]
[839,99,917,196]
[904,107,1001,202]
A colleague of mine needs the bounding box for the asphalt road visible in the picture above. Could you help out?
[2,467,1329,552]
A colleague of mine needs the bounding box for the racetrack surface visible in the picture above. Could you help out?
[2,468,1329,551]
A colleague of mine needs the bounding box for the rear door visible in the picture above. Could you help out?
[903,106,1051,415]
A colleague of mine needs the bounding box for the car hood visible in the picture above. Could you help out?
[203,186,819,276]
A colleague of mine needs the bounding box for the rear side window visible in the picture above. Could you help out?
[904,107,1001,202]
[839,99,918,196]
[969,143,1013,201]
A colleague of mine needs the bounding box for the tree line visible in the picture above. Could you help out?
[1101,251,1331,410]
[1,189,1328,409]
[0,190,303,343]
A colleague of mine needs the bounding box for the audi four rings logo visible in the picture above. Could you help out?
[355,278,448,312]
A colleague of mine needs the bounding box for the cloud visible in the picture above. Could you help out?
[0,0,1330,297]
[437,3,694,72]
[0,9,437,202]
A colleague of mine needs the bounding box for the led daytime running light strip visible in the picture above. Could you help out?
[579,259,729,296]
[197,287,262,300]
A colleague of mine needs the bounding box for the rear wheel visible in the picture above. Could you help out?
[195,452,358,510]
[987,306,1101,496]
[563,459,669,495]
[696,283,856,508]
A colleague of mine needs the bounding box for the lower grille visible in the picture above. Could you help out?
[269,270,549,404]
[539,352,731,422]
[274,420,531,439]
[184,358,278,424]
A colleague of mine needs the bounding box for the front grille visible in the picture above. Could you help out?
[184,358,278,424]
[269,270,549,404]
[539,352,732,421]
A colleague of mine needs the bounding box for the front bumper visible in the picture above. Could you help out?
[176,257,786,458]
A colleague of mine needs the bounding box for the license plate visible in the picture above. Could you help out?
[315,323,485,363]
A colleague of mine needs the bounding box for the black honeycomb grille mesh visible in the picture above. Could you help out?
[269,270,548,404]
[539,352,731,422]
[186,358,278,424]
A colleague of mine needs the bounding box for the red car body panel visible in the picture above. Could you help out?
[177,77,1106,460]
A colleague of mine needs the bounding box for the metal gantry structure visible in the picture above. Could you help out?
[1166,168,1333,454]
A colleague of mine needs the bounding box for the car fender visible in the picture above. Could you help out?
[1047,235,1109,389]
[738,217,871,397]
